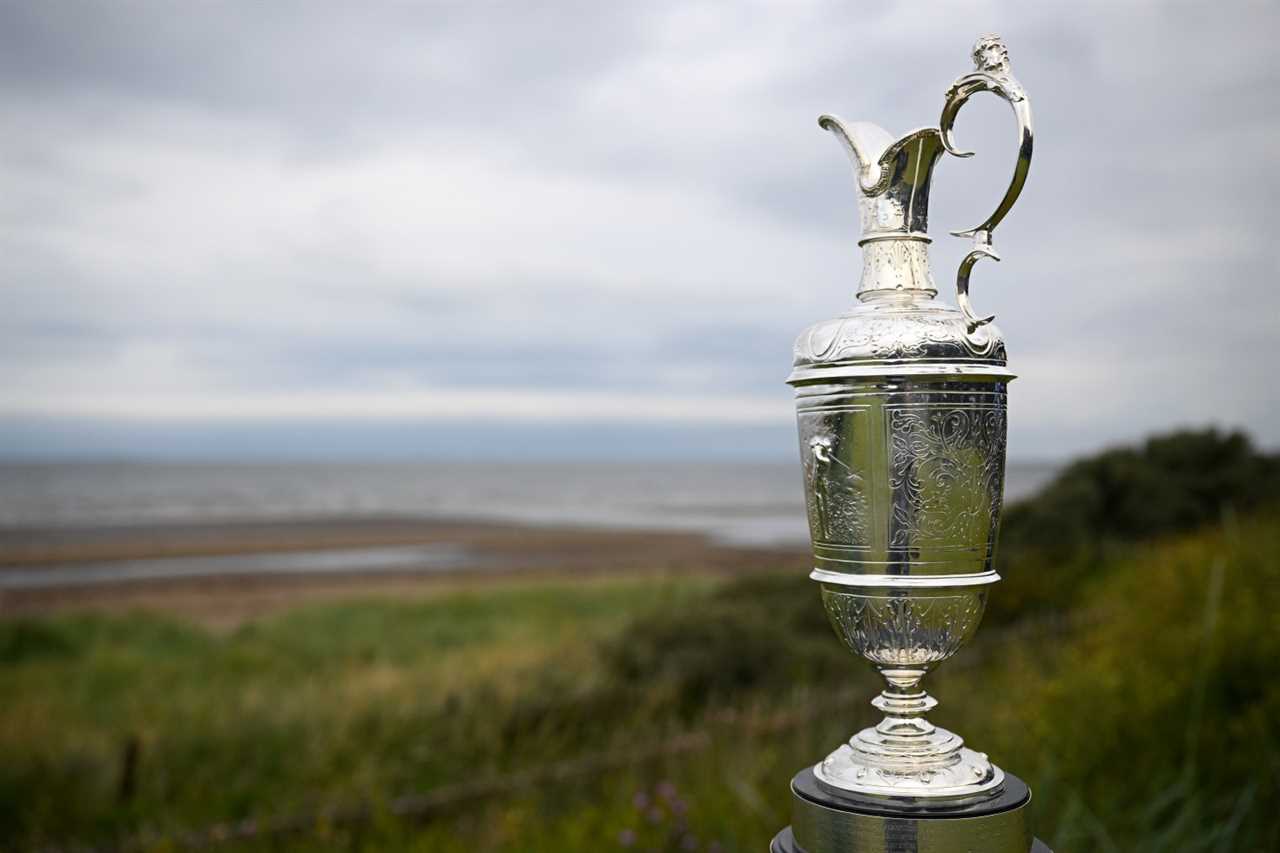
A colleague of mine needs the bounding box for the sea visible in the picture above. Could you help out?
[0,460,1059,547]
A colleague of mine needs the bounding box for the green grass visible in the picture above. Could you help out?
[2,506,1278,852]
[0,575,718,847]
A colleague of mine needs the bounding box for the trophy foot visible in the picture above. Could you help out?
[816,738,1004,800]
[816,673,1004,800]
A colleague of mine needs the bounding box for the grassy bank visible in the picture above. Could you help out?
[2,430,1278,851]
[0,575,718,844]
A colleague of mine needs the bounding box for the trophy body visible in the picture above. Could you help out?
[773,36,1051,852]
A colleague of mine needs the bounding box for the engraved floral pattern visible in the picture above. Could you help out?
[833,314,958,360]
[887,406,1005,550]
[859,239,934,292]
[793,309,1007,366]
[821,589,987,667]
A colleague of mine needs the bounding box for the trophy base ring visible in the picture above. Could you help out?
[771,828,1053,853]
[775,767,1049,853]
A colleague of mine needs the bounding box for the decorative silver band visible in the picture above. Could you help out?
[788,363,1016,384]
[809,569,1002,588]
[857,232,932,246]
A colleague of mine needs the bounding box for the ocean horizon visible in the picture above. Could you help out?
[0,459,1060,547]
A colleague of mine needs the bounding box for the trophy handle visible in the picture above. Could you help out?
[940,35,1033,333]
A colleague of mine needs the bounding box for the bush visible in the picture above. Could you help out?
[990,428,1280,623]
[1001,428,1279,553]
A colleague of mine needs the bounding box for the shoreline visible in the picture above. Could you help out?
[0,515,808,627]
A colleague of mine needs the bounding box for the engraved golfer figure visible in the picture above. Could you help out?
[806,434,865,544]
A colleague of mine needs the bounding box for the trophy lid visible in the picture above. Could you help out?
[788,35,1032,386]
[788,294,1011,384]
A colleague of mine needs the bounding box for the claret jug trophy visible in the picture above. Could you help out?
[771,36,1051,853]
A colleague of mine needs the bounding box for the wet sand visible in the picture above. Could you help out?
[0,517,807,628]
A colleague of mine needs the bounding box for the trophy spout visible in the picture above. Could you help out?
[819,115,947,247]
[816,117,894,195]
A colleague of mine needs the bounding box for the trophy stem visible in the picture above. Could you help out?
[853,666,959,769]
[871,667,938,741]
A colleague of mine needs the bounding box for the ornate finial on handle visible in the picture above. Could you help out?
[941,34,1034,333]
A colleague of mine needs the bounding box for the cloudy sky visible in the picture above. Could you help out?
[1,1,1276,460]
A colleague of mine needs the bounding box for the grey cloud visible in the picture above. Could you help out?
[1,0,1278,459]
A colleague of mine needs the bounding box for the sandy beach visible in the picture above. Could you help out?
[0,517,807,627]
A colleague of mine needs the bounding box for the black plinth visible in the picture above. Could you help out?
[793,767,1031,818]
[773,768,1052,853]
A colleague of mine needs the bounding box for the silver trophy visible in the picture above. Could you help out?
[774,36,1050,853]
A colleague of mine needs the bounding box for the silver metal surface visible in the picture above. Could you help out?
[789,789,1033,853]
[941,35,1034,333]
[773,829,1052,853]
[788,35,1034,800]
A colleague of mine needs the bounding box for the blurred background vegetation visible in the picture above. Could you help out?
[2,428,1277,852]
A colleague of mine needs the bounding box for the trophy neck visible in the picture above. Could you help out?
[856,236,938,301]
